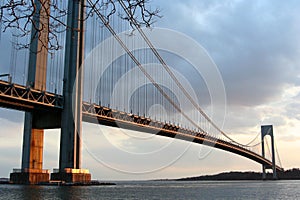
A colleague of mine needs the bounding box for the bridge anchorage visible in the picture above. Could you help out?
[1,1,284,184]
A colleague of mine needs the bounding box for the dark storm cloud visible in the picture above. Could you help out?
[152,0,300,107]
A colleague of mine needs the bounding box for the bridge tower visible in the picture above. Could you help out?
[10,0,90,184]
[10,0,51,184]
[261,125,277,180]
[50,0,91,183]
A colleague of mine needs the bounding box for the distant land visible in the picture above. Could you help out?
[176,168,300,181]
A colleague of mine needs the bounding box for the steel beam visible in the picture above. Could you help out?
[0,81,63,112]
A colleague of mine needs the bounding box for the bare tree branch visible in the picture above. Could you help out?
[0,0,160,53]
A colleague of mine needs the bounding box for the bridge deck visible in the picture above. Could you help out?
[0,80,283,171]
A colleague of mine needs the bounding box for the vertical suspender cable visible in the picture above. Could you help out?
[117,0,263,148]
[0,0,3,42]
[10,32,17,82]
[275,143,283,168]
[23,34,29,85]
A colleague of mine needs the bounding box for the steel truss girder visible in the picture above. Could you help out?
[0,80,63,112]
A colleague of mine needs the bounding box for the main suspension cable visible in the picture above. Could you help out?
[117,0,259,148]
[87,0,206,133]
[243,131,261,147]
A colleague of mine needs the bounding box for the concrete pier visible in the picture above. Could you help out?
[51,169,91,184]
[10,169,50,185]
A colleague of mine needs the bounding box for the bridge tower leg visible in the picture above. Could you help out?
[10,0,50,184]
[50,0,91,184]
[261,125,277,180]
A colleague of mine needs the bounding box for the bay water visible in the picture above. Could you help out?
[0,180,299,199]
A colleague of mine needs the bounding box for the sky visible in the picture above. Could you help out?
[0,0,300,180]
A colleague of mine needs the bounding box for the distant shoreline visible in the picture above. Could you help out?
[1,168,300,183]
[175,168,300,181]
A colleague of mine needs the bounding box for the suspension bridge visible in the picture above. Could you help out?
[0,0,283,184]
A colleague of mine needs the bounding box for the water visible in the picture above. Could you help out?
[0,180,299,200]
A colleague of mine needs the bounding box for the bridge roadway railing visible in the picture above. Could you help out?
[0,80,283,171]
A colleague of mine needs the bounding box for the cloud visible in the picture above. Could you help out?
[153,0,300,107]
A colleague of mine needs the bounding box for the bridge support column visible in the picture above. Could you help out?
[10,0,50,184]
[261,125,277,180]
[51,0,91,184]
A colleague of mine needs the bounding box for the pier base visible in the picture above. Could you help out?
[10,169,50,184]
[51,168,91,184]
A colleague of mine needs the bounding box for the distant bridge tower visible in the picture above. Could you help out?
[261,125,277,180]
